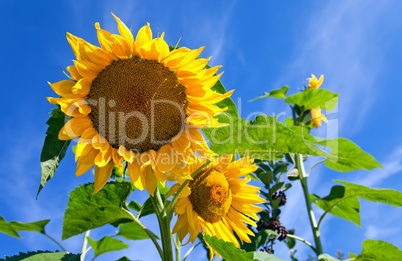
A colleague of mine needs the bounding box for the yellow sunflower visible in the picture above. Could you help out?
[305,74,327,128]
[306,74,324,90]
[310,108,327,128]
[47,14,233,195]
[169,155,265,253]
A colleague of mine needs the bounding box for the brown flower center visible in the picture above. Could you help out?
[87,57,187,153]
[188,169,232,223]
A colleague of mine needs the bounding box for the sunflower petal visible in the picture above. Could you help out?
[93,160,114,194]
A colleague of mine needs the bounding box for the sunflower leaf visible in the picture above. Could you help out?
[62,182,133,240]
[87,236,129,258]
[0,215,50,238]
[38,108,71,198]
[354,239,402,260]
[285,89,339,111]
[312,181,402,227]
[250,86,290,101]
[203,234,285,261]
[204,115,329,161]
[0,215,20,238]
[316,138,382,172]
[241,229,278,252]
[318,254,342,261]
[117,222,159,240]
[205,79,239,126]
[1,251,80,261]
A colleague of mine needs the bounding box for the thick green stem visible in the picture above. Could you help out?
[151,187,174,261]
[80,230,90,260]
[297,154,324,256]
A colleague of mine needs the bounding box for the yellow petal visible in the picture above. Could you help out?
[94,146,112,167]
[66,32,80,59]
[135,23,152,54]
[93,160,114,194]
[59,117,92,140]
[74,60,101,80]
[76,148,98,176]
[112,13,135,53]
[155,144,176,172]
[48,80,78,98]
[142,166,157,195]
[127,160,142,185]
[75,128,97,161]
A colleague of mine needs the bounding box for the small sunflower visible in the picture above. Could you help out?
[310,108,327,128]
[305,74,327,128]
[306,74,324,90]
[47,14,233,194]
[169,155,265,253]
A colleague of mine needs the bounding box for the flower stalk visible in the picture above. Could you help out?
[296,154,324,256]
[151,186,174,261]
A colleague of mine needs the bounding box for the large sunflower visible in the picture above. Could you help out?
[47,14,233,195]
[169,155,265,252]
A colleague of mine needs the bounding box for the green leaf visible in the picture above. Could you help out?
[250,86,290,101]
[0,215,50,238]
[247,173,260,182]
[312,181,402,226]
[203,234,254,260]
[256,172,274,185]
[355,239,402,260]
[62,182,133,240]
[10,220,50,234]
[311,185,360,226]
[158,182,170,195]
[138,197,155,218]
[336,180,402,207]
[117,222,158,240]
[127,200,142,212]
[203,234,285,261]
[253,251,287,261]
[0,215,20,238]
[209,79,239,123]
[38,108,71,198]
[285,89,339,111]
[1,251,80,261]
[205,115,329,161]
[116,257,130,261]
[241,229,278,252]
[87,236,129,258]
[318,254,341,261]
[202,78,239,140]
[317,138,382,172]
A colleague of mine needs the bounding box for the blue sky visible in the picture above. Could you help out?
[1,0,402,260]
